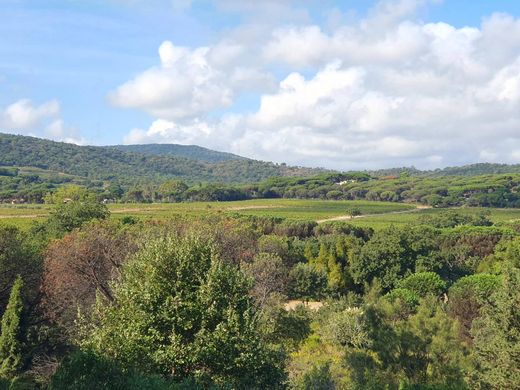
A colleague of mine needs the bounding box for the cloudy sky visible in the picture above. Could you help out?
[1,0,520,169]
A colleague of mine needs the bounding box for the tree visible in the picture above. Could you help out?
[257,235,292,266]
[0,226,41,316]
[44,185,94,204]
[0,276,25,378]
[447,273,501,343]
[346,207,362,219]
[82,234,285,388]
[41,221,138,330]
[289,263,327,301]
[46,200,109,234]
[241,252,288,308]
[158,180,188,202]
[350,228,413,291]
[398,272,447,298]
[344,296,468,389]
[403,297,468,387]
[471,262,520,389]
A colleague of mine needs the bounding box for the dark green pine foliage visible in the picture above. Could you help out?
[0,276,24,378]
[471,261,520,389]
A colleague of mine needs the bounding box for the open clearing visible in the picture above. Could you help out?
[1,199,520,229]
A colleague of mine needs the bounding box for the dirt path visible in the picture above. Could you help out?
[316,204,431,224]
[225,205,283,211]
[110,207,168,214]
[0,214,47,219]
[284,300,323,311]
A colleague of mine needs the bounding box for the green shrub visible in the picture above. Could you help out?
[399,272,446,297]
[385,288,420,308]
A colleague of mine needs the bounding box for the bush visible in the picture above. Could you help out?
[399,272,446,297]
[321,307,369,349]
[385,288,420,308]
[46,201,109,233]
[82,234,286,388]
[295,362,335,390]
[448,273,501,342]
[289,263,327,301]
[274,220,317,239]
[49,350,187,390]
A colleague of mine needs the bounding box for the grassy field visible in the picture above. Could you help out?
[347,206,520,229]
[0,199,412,228]
[2,199,520,230]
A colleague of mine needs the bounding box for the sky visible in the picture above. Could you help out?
[1,0,520,170]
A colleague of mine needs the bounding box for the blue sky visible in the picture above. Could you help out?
[1,0,520,169]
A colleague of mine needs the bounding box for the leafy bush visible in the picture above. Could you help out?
[321,307,370,349]
[82,234,286,388]
[398,272,447,297]
[448,273,502,341]
[295,362,335,390]
[49,350,190,390]
[289,263,327,301]
[385,288,420,308]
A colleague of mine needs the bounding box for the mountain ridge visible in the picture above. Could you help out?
[0,132,326,185]
[106,143,247,163]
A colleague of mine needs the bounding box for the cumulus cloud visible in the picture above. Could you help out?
[109,40,275,120]
[0,99,85,144]
[118,0,520,169]
[1,99,59,130]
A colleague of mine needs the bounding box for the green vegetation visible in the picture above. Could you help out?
[0,193,517,389]
[0,133,325,202]
[5,134,520,210]
[1,133,520,388]
[108,143,246,163]
[248,172,520,208]
[0,276,24,378]
[4,199,520,232]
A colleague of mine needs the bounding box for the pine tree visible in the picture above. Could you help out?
[471,262,520,389]
[303,242,315,262]
[0,276,24,378]
[313,243,329,272]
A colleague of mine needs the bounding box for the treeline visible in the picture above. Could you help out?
[244,172,520,207]
[4,169,520,209]
[0,194,518,388]
[95,172,520,208]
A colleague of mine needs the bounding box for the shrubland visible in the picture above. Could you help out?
[0,195,517,389]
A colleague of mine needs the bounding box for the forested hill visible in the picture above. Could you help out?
[369,163,520,177]
[433,163,520,176]
[0,133,324,184]
[108,143,246,163]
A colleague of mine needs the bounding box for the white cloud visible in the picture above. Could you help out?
[118,1,520,169]
[1,99,59,130]
[109,40,274,120]
[0,99,85,144]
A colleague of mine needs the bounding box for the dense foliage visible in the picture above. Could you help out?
[0,186,519,388]
[108,143,245,163]
[244,172,520,208]
[0,133,324,202]
[6,134,520,208]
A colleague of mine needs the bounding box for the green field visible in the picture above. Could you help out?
[346,206,520,229]
[2,199,520,230]
[0,199,411,228]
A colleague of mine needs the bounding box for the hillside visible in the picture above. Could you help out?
[0,133,325,185]
[432,163,520,176]
[369,163,520,177]
[108,143,246,163]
